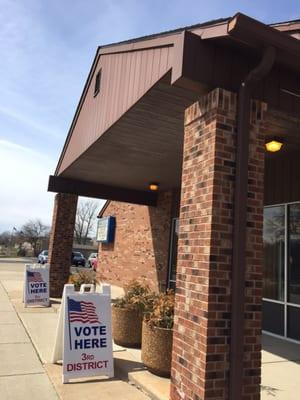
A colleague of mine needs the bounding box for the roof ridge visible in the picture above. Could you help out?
[271,18,300,27]
[98,15,300,51]
[98,17,230,49]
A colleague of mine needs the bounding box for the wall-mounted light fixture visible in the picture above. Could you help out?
[265,139,283,153]
[149,183,159,191]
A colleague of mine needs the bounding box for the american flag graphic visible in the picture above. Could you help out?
[27,271,43,283]
[68,298,100,324]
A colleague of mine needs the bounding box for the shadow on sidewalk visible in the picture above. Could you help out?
[114,357,147,374]
[262,334,300,362]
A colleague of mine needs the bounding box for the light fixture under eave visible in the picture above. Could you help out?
[149,183,159,191]
[265,140,283,153]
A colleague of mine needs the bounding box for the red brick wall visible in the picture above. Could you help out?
[240,99,266,400]
[170,88,266,400]
[98,190,177,291]
[49,193,78,297]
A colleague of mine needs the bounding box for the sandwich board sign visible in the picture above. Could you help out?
[52,283,114,383]
[23,264,50,307]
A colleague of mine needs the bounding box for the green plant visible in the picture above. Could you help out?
[145,290,175,329]
[68,270,98,290]
[114,280,157,313]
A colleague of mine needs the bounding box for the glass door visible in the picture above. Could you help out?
[287,204,300,341]
[262,205,285,336]
[263,201,300,342]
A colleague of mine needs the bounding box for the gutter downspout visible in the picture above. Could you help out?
[229,46,276,400]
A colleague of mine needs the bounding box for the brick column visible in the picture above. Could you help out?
[170,88,266,400]
[48,193,78,297]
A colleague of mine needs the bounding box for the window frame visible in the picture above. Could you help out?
[94,69,102,97]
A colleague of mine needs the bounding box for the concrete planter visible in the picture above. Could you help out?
[112,306,143,348]
[141,320,173,377]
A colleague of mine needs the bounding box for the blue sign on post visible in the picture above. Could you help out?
[96,216,115,243]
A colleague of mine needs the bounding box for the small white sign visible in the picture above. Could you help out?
[23,264,50,307]
[52,284,114,383]
[96,216,115,243]
[96,217,110,242]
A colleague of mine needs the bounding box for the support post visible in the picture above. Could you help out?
[48,193,78,297]
[170,88,266,400]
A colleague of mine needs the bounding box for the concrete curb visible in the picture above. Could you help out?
[113,348,170,400]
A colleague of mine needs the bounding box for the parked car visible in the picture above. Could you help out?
[71,252,86,267]
[91,257,98,271]
[37,250,48,264]
[88,252,98,267]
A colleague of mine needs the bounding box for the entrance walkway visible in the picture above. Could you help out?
[262,334,300,399]
[0,259,149,400]
[112,334,300,400]
[0,264,58,400]
[1,258,300,399]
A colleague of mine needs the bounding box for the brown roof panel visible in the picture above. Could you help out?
[55,19,231,176]
[56,14,300,177]
[58,43,174,174]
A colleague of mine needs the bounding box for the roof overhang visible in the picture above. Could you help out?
[49,13,300,205]
[51,76,200,194]
[48,175,157,206]
[228,13,300,70]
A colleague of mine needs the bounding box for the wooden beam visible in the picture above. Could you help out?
[47,175,157,206]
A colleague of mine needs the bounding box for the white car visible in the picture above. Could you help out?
[37,250,48,264]
[88,252,98,267]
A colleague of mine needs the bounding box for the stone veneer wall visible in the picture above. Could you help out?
[98,190,176,291]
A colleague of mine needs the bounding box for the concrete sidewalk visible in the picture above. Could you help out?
[0,280,59,400]
[3,274,169,400]
[0,261,149,400]
[2,259,300,400]
[261,334,300,399]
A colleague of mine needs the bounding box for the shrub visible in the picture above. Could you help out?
[114,280,157,313]
[145,290,175,329]
[68,270,98,291]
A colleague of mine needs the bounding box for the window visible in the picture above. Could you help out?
[94,69,101,96]
[288,203,300,305]
[263,206,285,301]
[263,201,300,341]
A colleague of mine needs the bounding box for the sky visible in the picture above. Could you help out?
[0,0,299,233]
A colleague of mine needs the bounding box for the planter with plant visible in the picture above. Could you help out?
[68,270,98,291]
[141,290,175,377]
[112,280,157,348]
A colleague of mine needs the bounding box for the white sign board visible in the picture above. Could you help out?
[96,216,115,243]
[23,264,50,307]
[52,284,114,383]
[96,218,109,242]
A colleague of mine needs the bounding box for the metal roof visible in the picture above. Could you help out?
[98,17,230,49]
[99,16,300,51]
[51,13,300,202]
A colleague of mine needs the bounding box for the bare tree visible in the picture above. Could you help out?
[20,219,50,255]
[0,231,11,246]
[74,200,99,244]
